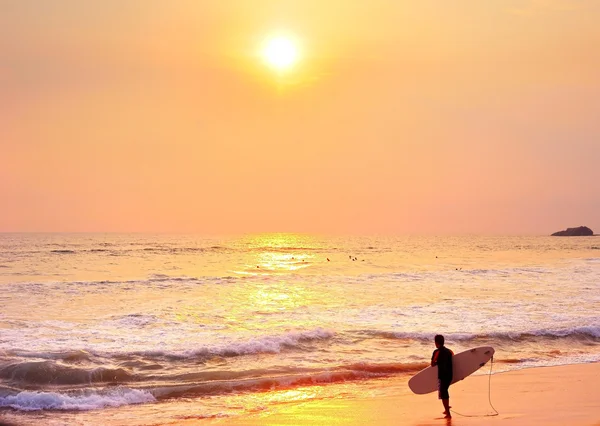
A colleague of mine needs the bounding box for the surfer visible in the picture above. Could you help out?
[431,334,454,418]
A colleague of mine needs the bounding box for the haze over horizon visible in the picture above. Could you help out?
[2,1,599,235]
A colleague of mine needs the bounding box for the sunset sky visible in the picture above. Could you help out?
[1,0,599,235]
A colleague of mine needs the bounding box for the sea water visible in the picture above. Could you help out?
[1,234,599,424]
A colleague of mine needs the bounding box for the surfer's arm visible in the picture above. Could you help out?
[431,350,439,366]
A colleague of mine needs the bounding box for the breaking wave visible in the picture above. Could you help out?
[130,328,336,360]
[364,326,600,342]
[0,360,427,411]
[0,387,155,411]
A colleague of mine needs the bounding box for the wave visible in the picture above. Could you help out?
[106,313,164,328]
[6,275,231,293]
[0,361,136,386]
[0,360,427,411]
[3,324,332,362]
[0,387,155,411]
[495,358,526,364]
[5,350,92,363]
[0,361,418,412]
[154,361,426,385]
[5,245,232,258]
[361,267,554,283]
[147,361,428,400]
[0,344,425,389]
[137,246,232,255]
[363,326,600,343]
[150,372,380,400]
[84,246,229,255]
[142,247,208,253]
[343,361,427,374]
[131,328,336,361]
[460,267,551,276]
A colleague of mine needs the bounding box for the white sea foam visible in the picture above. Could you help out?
[0,388,156,411]
[204,328,335,355]
[135,327,336,359]
[491,353,600,373]
[365,325,600,343]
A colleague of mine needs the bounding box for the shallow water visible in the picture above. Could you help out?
[1,233,599,424]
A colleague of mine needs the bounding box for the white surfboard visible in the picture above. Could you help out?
[408,346,495,395]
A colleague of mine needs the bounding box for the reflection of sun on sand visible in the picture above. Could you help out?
[208,362,600,425]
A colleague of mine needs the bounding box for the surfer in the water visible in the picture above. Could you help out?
[431,334,454,418]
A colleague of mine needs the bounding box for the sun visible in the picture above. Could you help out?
[261,36,299,71]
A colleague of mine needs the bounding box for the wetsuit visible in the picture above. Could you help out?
[431,346,454,400]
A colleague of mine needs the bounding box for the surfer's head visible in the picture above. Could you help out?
[434,334,445,348]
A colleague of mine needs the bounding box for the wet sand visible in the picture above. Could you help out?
[208,362,600,425]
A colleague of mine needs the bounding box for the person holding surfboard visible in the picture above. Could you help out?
[431,334,454,418]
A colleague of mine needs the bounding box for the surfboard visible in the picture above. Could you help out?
[408,346,495,395]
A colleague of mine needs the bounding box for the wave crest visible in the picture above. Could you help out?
[0,361,135,386]
[365,326,600,342]
[151,362,423,400]
[135,328,335,361]
[0,387,155,411]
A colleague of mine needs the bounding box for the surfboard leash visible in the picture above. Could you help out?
[450,355,499,418]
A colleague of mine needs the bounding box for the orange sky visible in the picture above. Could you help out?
[1,1,599,234]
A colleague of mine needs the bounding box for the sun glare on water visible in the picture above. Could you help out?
[262,36,299,71]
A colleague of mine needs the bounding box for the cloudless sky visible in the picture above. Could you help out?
[1,0,599,234]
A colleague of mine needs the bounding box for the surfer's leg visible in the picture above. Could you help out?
[442,399,451,418]
[439,381,451,417]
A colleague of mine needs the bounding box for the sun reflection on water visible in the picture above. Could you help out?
[248,281,307,315]
[234,233,321,275]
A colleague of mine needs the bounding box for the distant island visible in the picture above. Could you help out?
[551,226,594,236]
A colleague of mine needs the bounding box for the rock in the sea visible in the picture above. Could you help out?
[551,226,594,236]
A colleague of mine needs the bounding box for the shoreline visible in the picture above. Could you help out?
[207,362,600,425]
[1,362,599,425]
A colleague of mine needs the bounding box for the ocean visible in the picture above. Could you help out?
[1,233,599,425]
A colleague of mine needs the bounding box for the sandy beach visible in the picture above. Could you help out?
[206,362,600,426]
